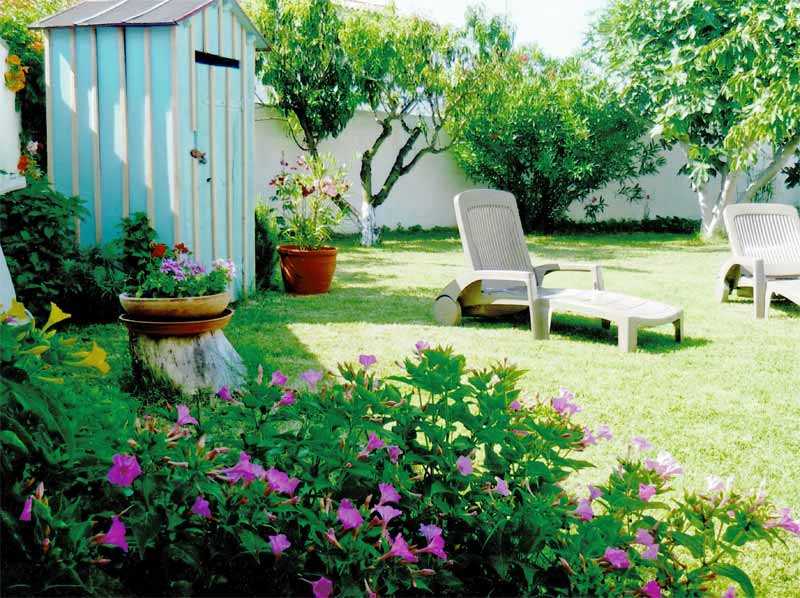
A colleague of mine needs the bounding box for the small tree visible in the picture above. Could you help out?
[248,0,358,156]
[592,0,800,237]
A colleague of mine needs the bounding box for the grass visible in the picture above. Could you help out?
[81,230,800,596]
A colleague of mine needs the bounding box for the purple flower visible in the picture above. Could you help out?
[191,495,212,518]
[176,404,198,426]
[359,432,385,458]
[419,533,447,560]
[220,452,265,483]
[765,507,800,535]
[212,258,236,282]
[107,454,142,487]
[551,388,581,416]
[269,533,291,557]
[639,483,657,502]
[300,369,323,390]
[456,455,473,476]
[311,577,333,598]
[415,340,430,353]
[374,505,402,525]
[160,258,186,281]
[493,477,510,497]
[588,485,603,501]
[337,499,363,530]
[574,499,594,521]
[378,483,401,506]
[358,354,377,368]
[509,400,522,411]
[102,516,129,553]
[581,427,597,446]
[642,542,659,560]
[603,547,630,569]
[635,528,655,546]
[596,425,612,440]
[644,451,683,480]
[270,370,288,386]
[266,468,300,496]
[216,385,233,402]
[383,533,418,563]
[632,436,653,451]
[386,445,403,463]
[276,389,296,408]
[187,260,206,276]
[419,524,442,542]
[19,496,32,521]
[642,580,662,598]
[722,586,736,598]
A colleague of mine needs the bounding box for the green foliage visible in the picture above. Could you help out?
[120,213,157,288]
[60,246,127,323]
[553,216,700,235]
[270,154,349,250]
[254,204,280,291]
[450,50,663,230]
[248,0,358,155]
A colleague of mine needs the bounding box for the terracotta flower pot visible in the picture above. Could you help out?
[119,292,231,320]
[278,245,337,295]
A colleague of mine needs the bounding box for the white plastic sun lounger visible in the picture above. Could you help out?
[433,190,684,352]
[717,203,800,319]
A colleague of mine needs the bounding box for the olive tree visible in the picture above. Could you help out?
[592,0,800,237]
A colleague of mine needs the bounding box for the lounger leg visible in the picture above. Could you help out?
[673,318,683,343]
[530,299,550,340]
[601,319,611,330]
[753,261,767,319]
[764,290,773,320]
[618,319,637,352]
[716,278,732,303]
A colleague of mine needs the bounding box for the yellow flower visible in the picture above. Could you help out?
[66,342,110,375]
[42,303,71,332]
[20,344,49,356]
[2,299,29,323]
[6,54,21,66]
[37,376,65,385]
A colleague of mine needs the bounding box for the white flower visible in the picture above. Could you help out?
[26,140,38,155]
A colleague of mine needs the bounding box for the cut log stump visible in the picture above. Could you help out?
[128,329,246,396]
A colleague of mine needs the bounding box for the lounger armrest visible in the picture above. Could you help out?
[534,263,605,290]
[453,270,540,297]
[718,256,764,278]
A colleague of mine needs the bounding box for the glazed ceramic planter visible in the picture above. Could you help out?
[277,245,337,295]
[119,292,231,320]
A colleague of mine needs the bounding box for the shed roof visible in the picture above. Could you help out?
[31,0,266,48]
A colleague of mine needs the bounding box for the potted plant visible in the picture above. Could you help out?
[119,243,235,320]
[271,154,349,294]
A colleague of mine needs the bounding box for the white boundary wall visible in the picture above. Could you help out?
[252,105,800,231]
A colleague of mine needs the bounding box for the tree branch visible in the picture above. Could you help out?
[741,132,800,203]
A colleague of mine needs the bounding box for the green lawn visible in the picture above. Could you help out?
[82,230,800,596]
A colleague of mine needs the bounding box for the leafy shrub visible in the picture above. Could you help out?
[119,212,157,288]
[449,50,664,231]
[134,244,234,298]
[553,216,700,235]
[255,204,280,291]
[59,245,128,323]
[3,340,796,596]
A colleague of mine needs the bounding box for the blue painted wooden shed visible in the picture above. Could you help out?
[32,0,266,297]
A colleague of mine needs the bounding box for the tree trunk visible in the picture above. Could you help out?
[740,133,800,203]
[360,195,380,247]
[698,172,739,238]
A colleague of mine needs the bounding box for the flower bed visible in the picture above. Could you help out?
[132,243,235,299]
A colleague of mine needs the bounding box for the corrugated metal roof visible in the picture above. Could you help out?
[31,0,266,48]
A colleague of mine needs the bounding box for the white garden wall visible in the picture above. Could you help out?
[0,39,25,195]
[252,105,800,231]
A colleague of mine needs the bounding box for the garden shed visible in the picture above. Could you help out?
[32,0,266,296]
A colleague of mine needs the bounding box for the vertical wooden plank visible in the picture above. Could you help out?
[150,27,174,245]
[195,11,213,267]
[69,28,80,244]
[124,28,147,217]
[189,17,200,252]
[240,27,248,295]
[118,28,129,218]
[171,27,182,245]
[226,11,234,263]
[49,30,74,201]
[89,27,102,244]
[75,28,97,244]
[44,31,54,184]
[143,29,154,224]
[229,20,243,297]
[207,4,218,260]
[176,23,193,246]
[246,36,255,295]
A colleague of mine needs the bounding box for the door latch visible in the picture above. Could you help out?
[190,148,207,164]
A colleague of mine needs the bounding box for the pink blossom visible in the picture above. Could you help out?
[383,533,418,563]
[509,400,522,411]
[176,404,198,426]
[358,354,377,368]
[269,533,291,557]
[419,524,442,542]
[722,586,736,598]
[642,542,659,560]
[374,505,402,525]
[639,483,657,502]
[266,468,300,496]
[457,455,473,476]
[415,340,430,353]
[191,495,212,518]
[635,528,659,560]
[216,385,233,402]
[270,370,288,386]
[493,477,510,497]
[588,485,603,501]
[644,451,683,480]
[765,508,800,535]
[19,496,32,521]
[419,533,447,560]
[107,454,142,487]
[603,547,630,569]
[359,432,385,458]
[338,499,363,530]
[574,499,594,521]
[276,389,296,408]
[386,445,403,463]
[102,516,129,553]
[596,425,612,440]
[581,427,597,446]
[300,369,323,390]
[642,580,662,598]
[632,436,652,451]
[311,577,333,598]
[551,388,581,416]
[378,483,401,506]
[220,452,265,483]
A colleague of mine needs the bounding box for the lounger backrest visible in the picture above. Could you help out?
[723,204,800,264]
[454,189,532,272]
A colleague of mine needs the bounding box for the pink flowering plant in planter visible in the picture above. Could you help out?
[3,341,798,596]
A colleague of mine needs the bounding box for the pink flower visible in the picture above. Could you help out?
[269,533,291,557]
[456,455,473,476]
[642,542,659,560]
[19,496,32,521]
[383,533,418,563]
[644,451,683,480]
[509,400,522,411]
[635,528,655,546]
[603,547,630,569]
[581,427,597,446]
[176,404,198,426]
[358,354,377,368]
[102,516,129,553]
[574,499,594,521]
[300,369,323,390]
[588,485,603,501]
[722,586,736,598]
[419,524,442,542]
[374,505,402,525]
[270,370,288,386]
[338,499,363,530]
[415,340,430,353]
[378,483,401,505]
[359,432,385,458]
[639,483,657,502]
[642,580,662,598]
[419,532,447,560]
[191,495,212,518]
[221,452,265,483]
[276,389,296,408]
[216,385,233,402]
[266,468,300,496]
[107,454,142,487]
[551,388,581,416]
[386,445,403,463]
[311,577,333,598]
[632,436,652,451]
[493,477,510,497]
[765,507,800,535]
[597,425,612,440]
